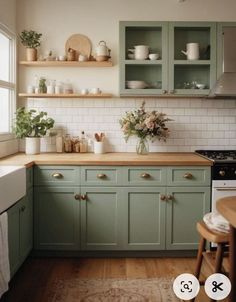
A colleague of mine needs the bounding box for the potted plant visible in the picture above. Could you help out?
[119,102,172,155]
[19,30,42,61]
[13,107,55,154]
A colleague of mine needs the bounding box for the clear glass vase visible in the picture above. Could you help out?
[136,138,149,155]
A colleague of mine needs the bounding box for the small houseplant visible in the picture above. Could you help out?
[19,30,42,61]
[14,107,55,154]
[119,102,172,155]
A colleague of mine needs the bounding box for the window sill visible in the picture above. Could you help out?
[0,133,15,142]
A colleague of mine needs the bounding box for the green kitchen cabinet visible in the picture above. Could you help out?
[7,190,33,277]
[119,21,217,96]
[34,187,80,250]
[119,21,169,96]
[122,187,166,250]
[80,187,123,250]
[166,187,210,250]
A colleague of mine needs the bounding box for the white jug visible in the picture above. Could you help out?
[181,43,199,60]
[96,41,111,56]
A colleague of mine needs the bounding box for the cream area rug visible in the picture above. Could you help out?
[49,278,178,302]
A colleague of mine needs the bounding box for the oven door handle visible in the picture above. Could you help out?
[215,188,236,191]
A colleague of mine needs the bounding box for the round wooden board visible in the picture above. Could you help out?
[65,34,92,60]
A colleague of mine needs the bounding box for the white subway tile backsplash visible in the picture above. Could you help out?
[19,97,236,152]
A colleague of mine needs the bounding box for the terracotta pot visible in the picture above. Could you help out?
[26,48,37,61]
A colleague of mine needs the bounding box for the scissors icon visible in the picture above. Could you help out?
[212,281,224,293]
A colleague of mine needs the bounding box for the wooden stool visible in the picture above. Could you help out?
[192,221,229,302]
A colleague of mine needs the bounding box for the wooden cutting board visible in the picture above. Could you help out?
[65,34,92,60]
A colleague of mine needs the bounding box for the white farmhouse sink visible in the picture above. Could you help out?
[0,166,26,213]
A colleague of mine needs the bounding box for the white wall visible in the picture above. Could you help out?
[17,0,236,152]
[0,0,18,158]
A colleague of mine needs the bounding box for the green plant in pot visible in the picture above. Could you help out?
[14,107,55,154]
[19,30,42,61]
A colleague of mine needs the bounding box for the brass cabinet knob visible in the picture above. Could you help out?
[183,172,193,179]
[74,194,80,200]
[81,194,87,201]
[219,170,225,177]
[141,173,151,179]
[52,172,63,179]
[160,194,166,201]
[162,90,167,94]
[167,194,174,201]
[97,173,106,179]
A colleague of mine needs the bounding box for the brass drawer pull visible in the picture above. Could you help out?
[74,194,80,200]
[141,173,151,179]
[97,173,106,179]
[52,172,63,179]
[167,194,174,201]
[183,173,193,179]
[160,195,166,201]
[81,194,87,201]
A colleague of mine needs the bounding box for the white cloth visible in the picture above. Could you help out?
[203,212,230,233]
[0,212,10,298]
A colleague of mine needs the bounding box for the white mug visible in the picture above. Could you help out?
[78,54,88,62]
[181,43,199,60]
[129,45,149,60]
[81,88,88,95]
[90,88,101,95]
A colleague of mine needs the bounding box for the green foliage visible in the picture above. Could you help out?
[13,107,55,138]
[19,30,42,48]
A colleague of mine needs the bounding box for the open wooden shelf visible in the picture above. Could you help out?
[18,93,113,98]
[19,61,113,67]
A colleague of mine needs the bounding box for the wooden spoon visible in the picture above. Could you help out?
[95,133,100,142]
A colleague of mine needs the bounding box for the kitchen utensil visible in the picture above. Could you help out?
[95,133,100,142]
[65,34,92,61]
[181,43,199,60]
[126,81,149,89]
[149,53,159,60]
[96,40,111,56]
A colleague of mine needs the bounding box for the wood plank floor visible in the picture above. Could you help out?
[0,257,228,302]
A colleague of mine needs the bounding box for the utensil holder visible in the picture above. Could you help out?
[94,141,105,154]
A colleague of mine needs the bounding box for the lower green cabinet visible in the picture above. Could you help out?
[166,187,210,250]
[123,187,166,250]
[81,187,123,250]
[34,187,80,250]
[7,189,33,277]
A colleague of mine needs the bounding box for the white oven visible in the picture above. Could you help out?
[212,180,236,212]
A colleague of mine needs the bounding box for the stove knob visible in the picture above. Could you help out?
[219,170,226,177]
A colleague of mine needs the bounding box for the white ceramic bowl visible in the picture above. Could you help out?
[149,53,159,60]
[196,83,206,89]
[126,81,148,89]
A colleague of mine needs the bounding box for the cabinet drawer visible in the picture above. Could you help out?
[81,166,122,186]
[167,167,211,186]
[34,166,79,186]
[124,167,166,186]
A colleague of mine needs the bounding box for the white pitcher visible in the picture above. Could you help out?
[181,43,199,60]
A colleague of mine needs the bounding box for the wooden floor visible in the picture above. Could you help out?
[1,257,228,302]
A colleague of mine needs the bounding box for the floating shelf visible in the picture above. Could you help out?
[19,61,113,67]
[18,93,113,98]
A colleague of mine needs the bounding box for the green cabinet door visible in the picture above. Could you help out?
[123,187,166,250]
[166,187,210,250]
[20,187,33,262]
[34,187,80,250]
[168,22,217,96]
[7,200,21,277]
[81,187,123,250]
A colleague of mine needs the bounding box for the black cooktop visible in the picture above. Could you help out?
[195,150,236,163]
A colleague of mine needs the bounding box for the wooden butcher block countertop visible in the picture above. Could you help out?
[0,152,212,168]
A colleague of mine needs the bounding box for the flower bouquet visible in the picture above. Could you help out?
[119,102,172,154]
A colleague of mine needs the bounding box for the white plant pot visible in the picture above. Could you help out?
[94,141,106,154]
[25,137,40,155]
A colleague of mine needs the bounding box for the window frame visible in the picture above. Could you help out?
[0,22,16,142]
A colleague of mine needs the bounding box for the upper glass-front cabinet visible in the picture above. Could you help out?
[119,21,217,97]
[119,21,168,96]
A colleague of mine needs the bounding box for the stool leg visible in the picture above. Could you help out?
[195,237,206,279]
[215,243,225,273]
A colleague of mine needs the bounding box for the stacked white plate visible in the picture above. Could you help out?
[126,81,148,89]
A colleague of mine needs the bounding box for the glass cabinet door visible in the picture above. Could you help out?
[168,22,217,96]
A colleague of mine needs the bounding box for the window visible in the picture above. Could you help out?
[0,23,16,140]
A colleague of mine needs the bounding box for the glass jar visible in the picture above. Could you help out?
[136,137,149,155]
[64,134,72,153]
